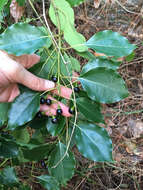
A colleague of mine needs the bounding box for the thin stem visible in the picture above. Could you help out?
[42,0,78,168]
[0,159,9,168]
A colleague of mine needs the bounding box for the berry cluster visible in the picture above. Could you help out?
[37,76,79,124]
[40,97,52,106]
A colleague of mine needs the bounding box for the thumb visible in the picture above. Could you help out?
[15,66,55,91]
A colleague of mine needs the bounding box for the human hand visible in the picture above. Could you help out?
[0,51,72,117]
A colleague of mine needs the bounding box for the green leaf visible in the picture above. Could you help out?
[125,51,135,62]
[49,0,87,52]
[81,58,121,75]
[0,0,8,12]
[8,91,40,130]
[31,129,46,144]
[65,0,85,7]
[75,122,113,161]
[0,167,19,187]
[21,143,54,161]
[19,184,31,190]
[48,142,76,185]
[76,97,104,123]
[37,175,60,190]
[78,51,95,60]
[64,25,87,52]
[0,103,10,126]
[38,26,52,48]
[16,0,26,6]
[0,23,48,56]
[0,139,19,158]
[30,50,72,79]
[12,128,30,144]
[70,56,81,72]
[29,116,48,129]
[46,117,65,136]
[85,30,136,57]
[79,68,129,103]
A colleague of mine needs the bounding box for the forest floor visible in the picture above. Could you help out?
[6,0,143,189]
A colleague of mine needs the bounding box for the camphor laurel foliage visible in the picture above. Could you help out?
[0,0,136,189]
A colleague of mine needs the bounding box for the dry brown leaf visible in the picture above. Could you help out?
[94,0,101,8]
[124,140,136,154]
[128,119,143,139]
[10,0,24,22]
[94,51,123,61]
[94,52,106,57]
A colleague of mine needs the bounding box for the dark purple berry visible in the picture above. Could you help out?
[46,99,52,105]
[51,117,58,124]
[40,97,45,104]
[56,109,63,115]
[74,87,80,93]
[36,112,42,118]
[51,76,58,82]
[69,107,75,114]
[41,160,46,168]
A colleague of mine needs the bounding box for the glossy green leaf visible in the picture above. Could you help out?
[85,30,136,57]
[49,0,87,52]
[21,143,54,161]
[30,51,72,79]
[0,103,10,126]
[37,175,60,190]
[0,167,19,187]
[75,122,113,161]
[79,68,129,103]
[38,26,52,48]
[81,58,121,75]
[12,128,30,144]
[65,0,85,7]
[64,25,87,52]
[0,139,19,158]
[8,91,40,130]
[78,51,95,60]
[48,142,76,185]
[0,23,48,56]
[46,117,65,136]
[76,97,104,123]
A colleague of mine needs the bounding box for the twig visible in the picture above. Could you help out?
[42,0,78,169]
[115,0,139,15]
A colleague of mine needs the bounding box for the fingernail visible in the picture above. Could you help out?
[45,80,55,89]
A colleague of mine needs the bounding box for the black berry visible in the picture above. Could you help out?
[46,99,52,105]
[41,160,46,168]
[36,111,42,118]
[51,76,58,82]
[40,97,45,104]
[69,107,75,114]
[74,87,80,93]
[51,117,58,124]
[56,109,63,115]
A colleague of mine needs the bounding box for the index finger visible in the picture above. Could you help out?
[52,85,72,100]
